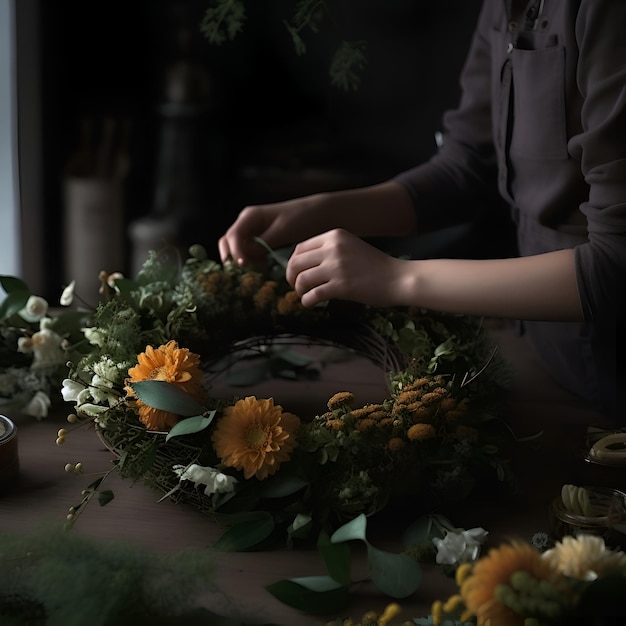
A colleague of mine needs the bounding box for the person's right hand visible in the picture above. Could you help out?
[218,194,325,266]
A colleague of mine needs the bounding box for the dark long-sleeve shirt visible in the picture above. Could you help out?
[394,0,625,421]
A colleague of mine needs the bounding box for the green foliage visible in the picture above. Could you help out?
[329,40,368,91]
[200,0,368,90]
[0,524,243,626]
[200,0,246,45]
[267,513,423,614]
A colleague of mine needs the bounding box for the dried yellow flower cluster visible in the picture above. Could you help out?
[318,375,471,451]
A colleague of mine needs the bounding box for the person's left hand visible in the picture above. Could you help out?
[286,228,408,308]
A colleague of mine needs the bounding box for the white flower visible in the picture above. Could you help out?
[78,403,110,417]
[173,464,238,496]
[29,328,65,369]
[433,527,488,565]
[18,295,49,323]
[83,327,106,347]
[60,280,75,306]
[21,390,51,419]
[17,336,33,354]
[62,378,86,403]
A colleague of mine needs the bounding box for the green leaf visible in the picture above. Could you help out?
[577,574,626,614]
[0,290,30,320]
[257,473,308,499]
[165,413,215,442]
[212,513,275,551]
[274,348,314,368]
[253,236,288,269]
[130,380,206,416]
[330,513,368,544]
[0,275,29,295]
[266,577,348,614]
[97,490,115,506]
[317,531,351,587]
[402,515,435,548]
[287,514,313,541]
[225,360,270,386]
[367,544,422,598]
[138,438,160,475]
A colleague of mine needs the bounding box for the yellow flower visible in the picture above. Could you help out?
[460,542,558,626]
[387,437,406,453]
[396,390,422,405]
[355,418,376,432]
[125,341,206,431]
[542,534,626,580]
[407,423,436,441]
[212,396,300,480]
[276,290,303,315]
[253,280,278,311]
[327,391,355,410]
[236,272,263,297]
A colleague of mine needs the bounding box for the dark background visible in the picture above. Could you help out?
[30,0,511,299]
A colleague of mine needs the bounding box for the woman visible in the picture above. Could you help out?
[218,0,625,422]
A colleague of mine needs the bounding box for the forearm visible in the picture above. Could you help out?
[395,248,583,321]
[313,180,417,238]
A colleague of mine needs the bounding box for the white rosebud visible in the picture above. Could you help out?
[173,464,238,495]
[62,378,85,403]
[433,527,488,566]
[18,295,49,323]
[60,280,75,306]
[22,390,52,420]
[29,328,65,369]
[17,336,33,354]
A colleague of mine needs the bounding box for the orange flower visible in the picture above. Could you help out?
[212,396,300,480]
[125,341,206,431]
[407,423,437,441]
[461,542,558,626]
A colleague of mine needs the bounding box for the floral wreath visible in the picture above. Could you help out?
[61,243,516,547]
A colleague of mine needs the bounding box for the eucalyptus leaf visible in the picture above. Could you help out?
[0,275,29,295]
[287,514,313,541]
[273,348,314,368]
[253,236,288,269]
[212,514,275,551]
[165,413,215,442]
[402,515,435,548]
[330,513,368,544]
[257,473,308,499]
[0,290,30,321]
[226,361,270,386]
[367,544,422,598]
[97,490,115,507]
[265,577,348,614]
[130,380,206,416]
[317,531,351,587]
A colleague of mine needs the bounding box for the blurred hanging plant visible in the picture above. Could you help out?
[200,0,367,90]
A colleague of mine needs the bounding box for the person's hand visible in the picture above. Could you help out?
[286,228,408,308]
[218,196,325,266]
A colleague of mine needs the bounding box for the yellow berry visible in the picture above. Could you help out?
[56,436,65,446]
[67,414,78,423]
[64,463,73,473]
[74,462,83,473]
[57,428,67,438]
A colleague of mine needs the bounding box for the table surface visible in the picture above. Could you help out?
[1,321,621,625]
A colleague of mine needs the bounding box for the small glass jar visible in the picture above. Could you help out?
[0,414,19,489]
[550,486,626,550]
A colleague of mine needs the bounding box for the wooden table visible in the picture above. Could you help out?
[1,322,620,625]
